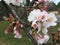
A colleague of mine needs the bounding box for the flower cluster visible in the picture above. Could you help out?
[28,9,57,44]
[4,14,23,39]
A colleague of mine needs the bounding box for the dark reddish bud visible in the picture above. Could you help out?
[51,32,56,41]
[58,34,60,42]
[42,6,47,10]
[27,8,31,11]
[51,32,56,35]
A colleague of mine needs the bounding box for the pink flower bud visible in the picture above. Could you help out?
[21,24,23,27]
[39,0,45,4]
[58,28,60,32]
[5,29,8,34]
[58,34,60,38]
[58,34,60,42]
[5,18,10,21]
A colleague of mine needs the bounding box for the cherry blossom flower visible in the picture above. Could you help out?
[37,38,45,45]
[28,8,57,44]
[37,10,48,22]
[14,34,22,39]
[46,13,57,26]
[43,34,49,43]
[13,26,22,39]
[28,9,41,22]
[35,34,49,45]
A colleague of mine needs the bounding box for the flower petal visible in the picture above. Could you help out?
[43,22,50,28]
[42,28,48,34]
[50,22,57,26]
[38,38,45,44]
[44,35,49,43]
[28,9,41,22]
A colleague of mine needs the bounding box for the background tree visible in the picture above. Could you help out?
[57,1,60,14]
[46,1,57,11]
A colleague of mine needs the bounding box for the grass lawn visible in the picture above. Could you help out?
[0,20,60,45]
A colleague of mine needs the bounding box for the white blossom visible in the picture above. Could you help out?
[42,28,48,34]
[37,10,48,22]
[28,9,57,44]
[46,13,57,26]
[28,9,41,22]
[43,34,49,43]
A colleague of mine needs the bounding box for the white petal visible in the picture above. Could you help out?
[38,38,45,44]
[29,30,32,34]
[50,22,57,26]
[14,35,18,38]
[17,35,22,39]
[42,10,48,15]
[13,27,17,30]
[43,22,50,28]
[28,9,41,22]
[14,30,17,34]
[28,15,35,22]
[47,13,57,22]
[44,35,49,43]
[42,28,48,34]
[4,0,11,5]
